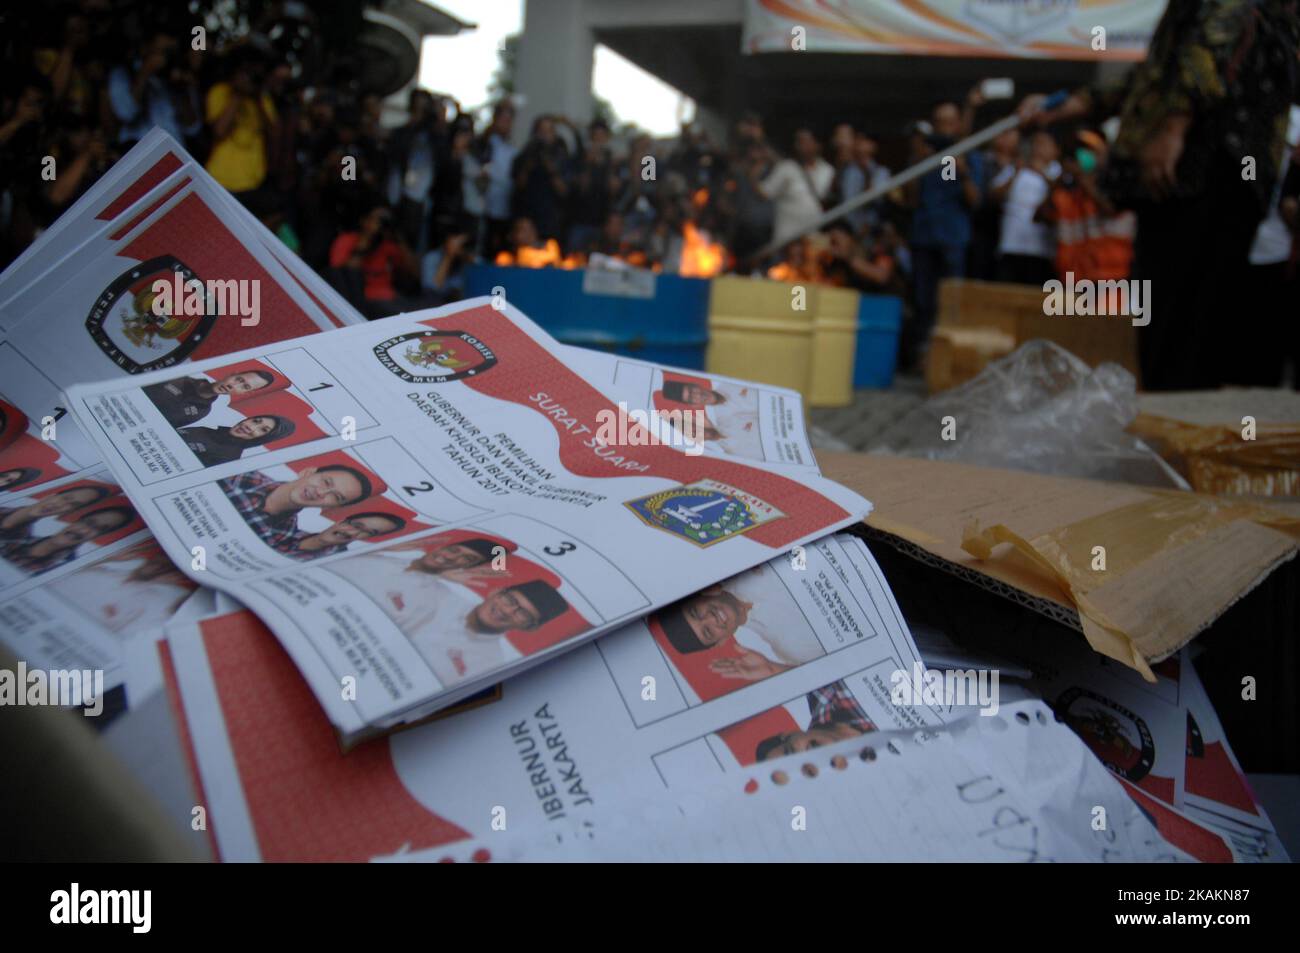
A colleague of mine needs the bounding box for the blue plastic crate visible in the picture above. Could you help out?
[464,265,710,369]
[854,294,903,389]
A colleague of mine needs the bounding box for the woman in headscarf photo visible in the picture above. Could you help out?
[177,415,296,467]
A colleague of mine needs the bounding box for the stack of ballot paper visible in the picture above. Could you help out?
[0,132,1282,863]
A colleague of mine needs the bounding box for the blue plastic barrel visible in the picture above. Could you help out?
[464,264,710,369]
[853,294,903,388]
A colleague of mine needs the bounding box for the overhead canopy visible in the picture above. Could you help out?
[598,22,1099,152]
[741,0,1165,61]
[518,0,1131,158]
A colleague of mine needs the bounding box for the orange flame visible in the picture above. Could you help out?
[679,222,724,278]
[495,239,559,268]
[766,260,824,282]
[496,240,586,270]
[766,237,823,282]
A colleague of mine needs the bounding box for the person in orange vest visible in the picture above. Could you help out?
[1038,131,1136,283]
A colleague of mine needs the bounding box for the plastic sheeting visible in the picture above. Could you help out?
[870,340,1187,488]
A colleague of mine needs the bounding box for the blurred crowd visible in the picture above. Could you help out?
[2,1,1299,386]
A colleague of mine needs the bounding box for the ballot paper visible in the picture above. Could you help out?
[1180,656,1282,851]
[163,535,952,861]
[936,635,1280,862]
[435,702,1196,863]
[891,580,1282,863]
[0,468,148,600]
[1182,806,1290,863]
[67,298,870,738]
[1036,653,1188,810]
[0,131,362,500]
[0,534,196,701]
[163,601,1192,863]
[0,131,189,317]
[0,527,215,735]
[0,377,102,499]
[1086,655,1289,863]
[0,129,347,333]
[2,172,339,379]
[0,135,361,330]
[562,349,819,473]
[911,597,1190,810]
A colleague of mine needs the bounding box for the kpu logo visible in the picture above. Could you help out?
[373,329,498,383]
[86,256,219,373]
[1055,686,1155,782]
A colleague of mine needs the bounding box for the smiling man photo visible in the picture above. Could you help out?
[217,463,373,549]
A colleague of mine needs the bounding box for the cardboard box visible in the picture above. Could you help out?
[931,278,1139,392]
[924,325,1016,394]
[817,451,1299,680]
[1131,389,1300,498]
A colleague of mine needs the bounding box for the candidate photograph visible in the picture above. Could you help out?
[141,366,281,428]
[0,394,74,494]
[49,537,198,637]
[326,531,574,687]
[270,511,409,562]
[215,456,379,551]
[141,360,333,469]
[649,561,826,703]
[715,679,878,767]
[0,500,138,578]
[0,466,45,493]
[655,373,763,459]
[0,482,117,543]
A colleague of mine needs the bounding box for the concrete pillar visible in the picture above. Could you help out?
[515,0,596,138]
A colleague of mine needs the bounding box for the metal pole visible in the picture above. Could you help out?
[752,94,1064,260]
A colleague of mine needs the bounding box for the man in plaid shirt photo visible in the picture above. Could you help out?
[217,464,374,551]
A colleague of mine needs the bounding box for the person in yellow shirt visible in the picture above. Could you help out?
[205,55,277,197]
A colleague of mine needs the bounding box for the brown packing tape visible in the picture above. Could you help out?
[852,523,1085,633]
[960,519,1154,679]
[962,492,1300,680]
[817,451,1300,680]
[1131,413,1300,497]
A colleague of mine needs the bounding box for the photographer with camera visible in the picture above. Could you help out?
[107,27,201,150]
[420,230,473,305]
[329,201,423,319]
[388,89,450,252]
[205,44,279,201]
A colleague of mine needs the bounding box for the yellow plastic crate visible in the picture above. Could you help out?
[706,276,816,395]
[706,276,858,407]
